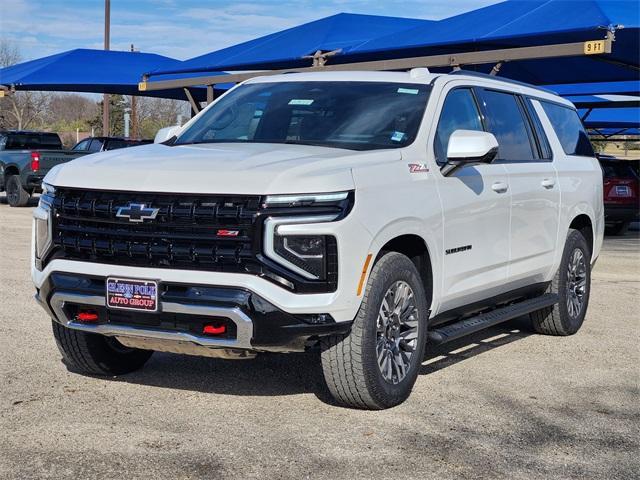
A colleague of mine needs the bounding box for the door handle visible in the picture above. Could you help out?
[541,178,555,189]
[491,181,508,193]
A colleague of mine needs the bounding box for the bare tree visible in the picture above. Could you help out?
[46,93,97,126]
[0,38,20,67]
[0,38,50,130]
[134,97,189,138]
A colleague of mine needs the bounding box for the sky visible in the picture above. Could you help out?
[0,0,500,63]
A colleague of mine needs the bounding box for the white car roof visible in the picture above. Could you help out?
[244,69,573,108]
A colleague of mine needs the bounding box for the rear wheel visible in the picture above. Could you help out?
[6,175,30,207]
[52,320,153,375]
[321,252,428,409]
[530,229,591,336]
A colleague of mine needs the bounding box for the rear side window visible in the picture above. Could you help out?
[104,140,128,150]
[434,88,484,165]
[88,139,103,152]
[73,139,90,151]
[541,102,595,157]
[481,90,535,161]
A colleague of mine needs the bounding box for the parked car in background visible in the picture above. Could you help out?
[0,131,89,207]
[72,136,152,153]
[597,154,639,235]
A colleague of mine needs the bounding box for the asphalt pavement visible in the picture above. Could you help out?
[1,199,638,480]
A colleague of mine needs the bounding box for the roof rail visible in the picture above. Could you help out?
[449,70,556,95]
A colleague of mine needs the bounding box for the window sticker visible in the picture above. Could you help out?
[288,99,314,105]
[391,131,406,142]
[397,88,419,95]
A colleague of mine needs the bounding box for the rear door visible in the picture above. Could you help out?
[476,88,560,285]
[432,84,511,312]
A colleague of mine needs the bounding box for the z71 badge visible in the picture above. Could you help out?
[408,163,429,173]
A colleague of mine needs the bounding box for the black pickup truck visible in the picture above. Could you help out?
[0,131,88,206]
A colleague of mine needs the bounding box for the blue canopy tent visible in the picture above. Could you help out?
[150,0,640,88]
[581,107,640,137]
[547,80,640,97]
[341,0,639,85]
[0,49,219,102]
[147,13,434,78]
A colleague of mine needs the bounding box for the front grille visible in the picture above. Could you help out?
[48,188,344,293]
[51,188,261,272]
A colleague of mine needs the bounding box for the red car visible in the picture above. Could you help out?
[598,154,639,235]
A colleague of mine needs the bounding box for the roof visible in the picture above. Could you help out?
[0,49,216,101]
[149,13,433,77]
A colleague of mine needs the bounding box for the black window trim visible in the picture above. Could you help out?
[474,87,550,164]
[522,96,554,161]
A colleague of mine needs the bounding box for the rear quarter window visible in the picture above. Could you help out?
[541,102,594,157]
[4,133,63,150]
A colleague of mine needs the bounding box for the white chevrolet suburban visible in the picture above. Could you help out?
[32,70,604,409]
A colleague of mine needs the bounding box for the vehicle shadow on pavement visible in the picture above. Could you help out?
[111,318,533,405]
[420,316,532,375]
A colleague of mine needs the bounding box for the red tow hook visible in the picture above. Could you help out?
[76,311,99,323]
[203,324,226,336]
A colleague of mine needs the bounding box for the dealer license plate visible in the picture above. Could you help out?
[106,277,158,312]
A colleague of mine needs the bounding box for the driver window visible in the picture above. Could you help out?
[434,88,484,165]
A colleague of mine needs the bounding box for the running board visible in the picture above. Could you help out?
[427,293,559,346]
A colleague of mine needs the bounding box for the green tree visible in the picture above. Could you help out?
[89,95,128,136]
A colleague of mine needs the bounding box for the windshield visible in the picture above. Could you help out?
[175,81,430,151]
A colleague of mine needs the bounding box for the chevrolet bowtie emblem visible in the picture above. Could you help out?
[115,203,159,223]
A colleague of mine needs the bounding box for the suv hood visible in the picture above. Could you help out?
[45,142,400,194]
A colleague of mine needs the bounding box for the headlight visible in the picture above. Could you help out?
[274,235,327,279]
[264,215,337,280]
[263,191,348,208]
[34,183,55,261]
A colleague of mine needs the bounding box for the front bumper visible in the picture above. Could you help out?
[36,272,352,354]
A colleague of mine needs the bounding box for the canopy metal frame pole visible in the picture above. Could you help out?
[183,88,200,114]
[140,33,617,93]
[103,0,111,136]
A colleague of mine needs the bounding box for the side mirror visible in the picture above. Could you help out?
[154,125,182,144]
[442,130,499,176]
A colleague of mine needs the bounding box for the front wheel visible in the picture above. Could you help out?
[530,229,591,336]
[52,321,153,375]
[321,252,429,409]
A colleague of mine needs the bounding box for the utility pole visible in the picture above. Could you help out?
[103,0,111,136]
[130,43,138,139]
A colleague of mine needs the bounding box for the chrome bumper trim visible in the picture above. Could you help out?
[49,292,254,350]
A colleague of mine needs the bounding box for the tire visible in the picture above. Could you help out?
[605,222,629,236]
[52,320,153,376]
[6,175,30,207]
[530,229,591,336]
[320,252,429,409]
